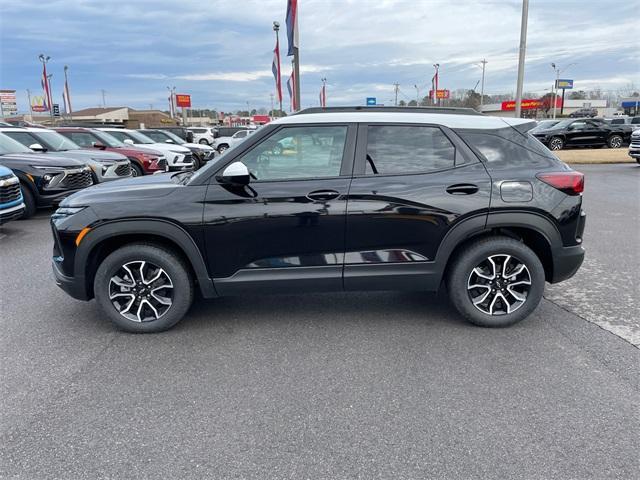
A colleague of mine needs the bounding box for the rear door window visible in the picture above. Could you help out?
[364,125,456,175]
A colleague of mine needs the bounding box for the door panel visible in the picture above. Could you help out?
[203,124,355,294]
[344,124,491,291]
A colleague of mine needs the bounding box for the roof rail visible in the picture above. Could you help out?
[293,106,483,116]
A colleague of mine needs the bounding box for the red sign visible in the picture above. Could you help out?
[429,89,450,100]
[501,99,542,111]
[175,94,191,108]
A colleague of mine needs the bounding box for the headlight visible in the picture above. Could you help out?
[52,206,87,218]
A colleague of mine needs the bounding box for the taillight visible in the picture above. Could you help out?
[536,171,584,195]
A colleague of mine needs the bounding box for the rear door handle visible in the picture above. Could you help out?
[446,183,479,195]
[307,189,340,201]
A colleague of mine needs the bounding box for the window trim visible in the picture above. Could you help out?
[204,123,357,185]
[352,122,475,178]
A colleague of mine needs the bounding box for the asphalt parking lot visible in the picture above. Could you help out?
[1,164,638,479]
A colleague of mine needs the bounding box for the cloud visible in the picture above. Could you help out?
[1,0,638,111]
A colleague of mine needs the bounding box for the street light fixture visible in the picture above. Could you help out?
[550,62,576,118]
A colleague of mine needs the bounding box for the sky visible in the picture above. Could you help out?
[1,0,638,113]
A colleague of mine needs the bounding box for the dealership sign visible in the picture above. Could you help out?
[556,79,574,89]
[0,89,18,115]
[175,94,191,108]
[429,89,450,99]
[366,97,377,106]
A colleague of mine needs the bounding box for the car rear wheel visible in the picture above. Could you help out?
[217,144,229,154]
[446,236,545,327]
[94,243,194,333]
[18,184,36,220]
[607,135,623,148]
[548,137,564,151]
[198,139,209,145]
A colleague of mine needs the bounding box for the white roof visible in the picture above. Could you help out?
[272,112,532,130]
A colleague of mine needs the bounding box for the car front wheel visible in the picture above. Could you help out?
[94,243,194,333]
[548,137,564,151]
[446,236,545,327]
[198,139,209,145]
[217,144,229,154]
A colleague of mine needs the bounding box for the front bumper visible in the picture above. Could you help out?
[94,161,133,182]
[628,147,640,159]
[0,202,25,224]
[52,259,89,300]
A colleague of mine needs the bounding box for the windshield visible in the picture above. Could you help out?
[33,131,81,151]
[126,130,156,144]
[92,130,126,147]
[0,132,34,155]
[160,130,186,144]
[532,120,560,131]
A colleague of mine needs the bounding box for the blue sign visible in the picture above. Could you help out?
[556,79,574,89]
[366,97,376,106]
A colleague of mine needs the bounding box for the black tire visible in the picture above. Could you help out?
[130,162,144,177]
[198,139,209,145]
[548,136,564,151]
[19,183,37,219]
[607,134,623,149]
[191,155,201,171]
[94,243,194,333]
[217,144,229,154]
[446,236,545,327]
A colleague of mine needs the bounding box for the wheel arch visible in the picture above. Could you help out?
[436,212,560,283]
[76,219,216,299]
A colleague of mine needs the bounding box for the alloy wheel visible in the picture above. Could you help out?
[549,138,563,150]
[467,254,532,315]
[609,136,622,148]
[108,260,174,322]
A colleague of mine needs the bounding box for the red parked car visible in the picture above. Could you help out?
[55,127,167,176]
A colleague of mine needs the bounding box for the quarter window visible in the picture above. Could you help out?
[365,126,456,175]
[238,126,347,181]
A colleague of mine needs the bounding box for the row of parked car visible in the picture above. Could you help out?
[0,126,218,224]
[187,126,257,153]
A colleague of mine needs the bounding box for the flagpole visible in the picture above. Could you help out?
[39,54,53,122]
[273,22,283,116]
[293,46,301,111]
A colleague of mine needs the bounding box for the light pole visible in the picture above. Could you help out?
[26,89,33,118]
[321,77,327,107]
[100,89,107,108]
[414,84,420,106]
[166,86,176,118]
[432,64,440,106]
[38,54,53,121]
[273,21,283,116]
[478,59,488,111]
[514,0,528,118]
[63,65,72,120]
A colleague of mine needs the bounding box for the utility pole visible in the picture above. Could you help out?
[514,0,529,118]
[100,89,106,108]
[393,83,400,106]
[167,86,176,118]
[479,59,488,111]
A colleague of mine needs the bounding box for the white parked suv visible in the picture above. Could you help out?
[213,129,256,153]
[188,127,217,145]
[99,128,194,171]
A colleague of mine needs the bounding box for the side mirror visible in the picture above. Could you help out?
[29,143,46,152]
[92,141,107,150]
[165,139,174,143]
[123,138,134,145]
[218,161,250,185]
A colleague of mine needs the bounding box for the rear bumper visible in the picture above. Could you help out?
[550,244,585,283]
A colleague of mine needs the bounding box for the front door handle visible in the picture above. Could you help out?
[307,189,340,201]
[446,183,479,195]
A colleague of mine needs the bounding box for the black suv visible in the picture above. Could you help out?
[0,132,94,218]
[51,107,585,333]
[531,118,627,150]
